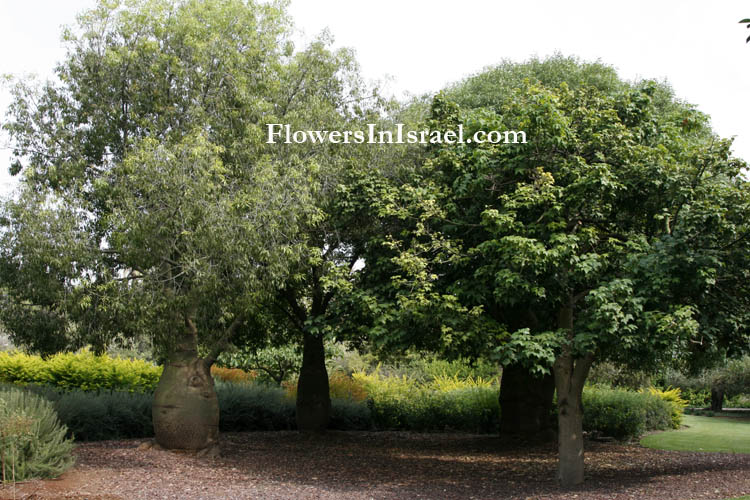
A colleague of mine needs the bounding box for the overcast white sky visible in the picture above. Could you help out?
[2,0,749,197]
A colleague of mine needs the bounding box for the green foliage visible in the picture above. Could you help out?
[713,357,750,399]
[218,342,345,386]
[657,357,750,407]
[353,369,500,433]
[726,394,750,408]
[356,55,750,378]
[0,350,161,392]
[0,0,360,367]
[53,390,153,441]
[587,361,652,390]
[329,398,372,430]
[582,387,673,439]
[0,388,75,481]
[216,381,295,432]
[643,386,688,428]
[741,18,750,43]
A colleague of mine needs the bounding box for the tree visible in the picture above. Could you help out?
[0,0,364,450]
[356,58,749,486]
[244,100,419,432]
[446,57,630,440]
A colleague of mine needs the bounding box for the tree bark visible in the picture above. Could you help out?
[554,302,594,488]
[499,363,556,440]
[152,317,219,453]
[296,333,331,432]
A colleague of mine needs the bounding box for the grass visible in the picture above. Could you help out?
[640,414,750,454]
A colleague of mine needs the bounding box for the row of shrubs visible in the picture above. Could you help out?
[4,379,680,445]
[588,358,750,408]
[0,350,161,392]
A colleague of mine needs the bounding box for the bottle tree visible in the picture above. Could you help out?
[0,0,371,450]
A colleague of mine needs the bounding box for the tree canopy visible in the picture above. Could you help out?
[351,56,750,485]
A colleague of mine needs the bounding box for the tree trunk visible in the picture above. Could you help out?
[556,386,584,487]
[499,363,556,440]
[554,301,594,488]
[296,333,330,432]
[152,318,219,453]
[710,386,724,412]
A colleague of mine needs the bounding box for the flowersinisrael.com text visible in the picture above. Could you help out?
[266,124,527,145]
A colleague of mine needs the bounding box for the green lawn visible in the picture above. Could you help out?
[640,415,750,453]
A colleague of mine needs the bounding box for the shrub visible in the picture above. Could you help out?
[582,387,672,439]
[0,388,75,481]
[216,381,295,432]
[587,361,652,390]
[329,399,372,430]
[211,366,256,384]
[53,390,153,441]
[352,369,499,433]
[643,386,687,428]
[713,357,750,400]
[329,372,368,402]
[726,393,750,408]
[0,350,161,392]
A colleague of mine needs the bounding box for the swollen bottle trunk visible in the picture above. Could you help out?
[296,333,330,432]
[152,325,219,451]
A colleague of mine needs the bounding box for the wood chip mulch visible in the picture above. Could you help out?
[1,431,748,499]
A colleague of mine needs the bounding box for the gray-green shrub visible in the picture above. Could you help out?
[0,388,75,481]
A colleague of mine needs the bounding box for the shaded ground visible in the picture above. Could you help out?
[1,431,748,499]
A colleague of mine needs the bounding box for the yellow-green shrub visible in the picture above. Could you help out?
[0,351,161,393]
[329,371,368,401]
[643,386,687,428]
[281,372,368,402]
[351,368,499,433]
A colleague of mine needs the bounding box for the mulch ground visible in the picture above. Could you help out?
[1,431,748,499]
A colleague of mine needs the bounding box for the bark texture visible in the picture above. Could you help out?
[553,302,594,488]
[499,363,556,440]
[296,333,331,432]
[152,319,219,452]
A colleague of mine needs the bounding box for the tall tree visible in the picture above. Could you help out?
[447,57,629,439]
[356,58,749,486]
[0,0,367,450]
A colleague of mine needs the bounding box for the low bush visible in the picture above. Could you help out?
[642,387,687,428]
[329,399,372,431]
[582,386,673,439]
[53,391,153,441]
[0,350,161,393]
[353,370,499,433]
[216,381,295,432]
[0,388,75,481]
[211,366,256,384]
